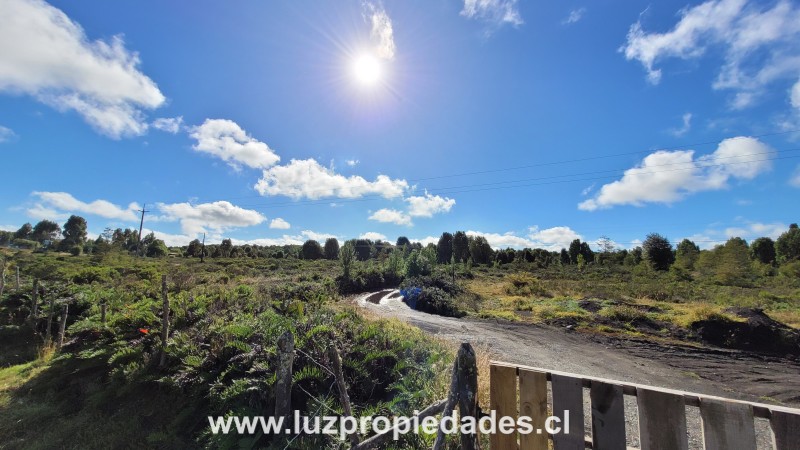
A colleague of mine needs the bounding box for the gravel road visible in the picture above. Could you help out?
[358,289,800,449]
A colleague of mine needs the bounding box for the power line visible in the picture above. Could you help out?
[408,129,800,182]
[221,151,800,210]
[144,128,800,206]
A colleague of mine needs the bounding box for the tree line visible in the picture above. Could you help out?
[2,217,799,281]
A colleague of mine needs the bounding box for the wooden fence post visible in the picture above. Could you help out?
[433,342,479,450]
[57,304,68,351]
[45,296,55,344]
[433,355,460,450]
[30,278,39,319]
[0,258,5,298]
[275,330,294,420]
[328,344,360,446]
[101,303,107,325]
[456,343,479,450]
[159,275,169,367]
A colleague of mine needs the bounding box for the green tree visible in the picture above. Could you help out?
[385,249,405,281]
[219,239,233,258]
[339,241,356,280]
[353,239,372,261]
[395,236,411,248]
[453,231,469,263]
[468,235,493,264]
[776,224,800,263]
[579,242,594,264]
[675,239,700,270]
[560,248,570,265]
[14,223,32,240]
[437,232,454,264]
[568,239,581,264]
[301,239,324,260]
[187,239,203,257]
[642,233,674,271]
[61,215,88,248]
[624,247,643,266]
[715,237,753,286]
[92,235,112,255]
[32,220,61,243]
[323,238,340,260]
[146,239,169,258]
[577,253,586,270]
[750,237,776,265]
[405,249,433,277]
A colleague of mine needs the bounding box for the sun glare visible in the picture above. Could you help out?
[353,54,381,86]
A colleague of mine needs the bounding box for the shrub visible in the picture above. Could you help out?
[504,273,548,296]
[400,286,462,317]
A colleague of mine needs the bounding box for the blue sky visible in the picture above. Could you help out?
[1,0,799,250]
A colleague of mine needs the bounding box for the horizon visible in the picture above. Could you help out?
[2,0,800,251]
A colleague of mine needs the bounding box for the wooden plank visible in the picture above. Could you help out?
[699,398,756,450]
[518,369,548,450]
[490,360,800,419]
[551,374,585,450]
[636,387,688,450]
[490,364,518,450]
[771,409,800,450]
[590,381,626,450]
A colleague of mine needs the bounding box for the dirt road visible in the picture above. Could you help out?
[358,290,800,448]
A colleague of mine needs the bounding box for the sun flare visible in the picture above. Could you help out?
[352,54,381,86]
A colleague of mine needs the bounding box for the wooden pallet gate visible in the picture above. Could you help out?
[489,361,800,450]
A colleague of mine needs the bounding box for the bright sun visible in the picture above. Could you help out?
[353,54,381,86]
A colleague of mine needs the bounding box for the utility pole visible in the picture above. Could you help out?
[200,232,206,263]
[136,203,149,257]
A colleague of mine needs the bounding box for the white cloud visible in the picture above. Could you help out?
[228,230,337,247]
[670,112,693,137]
[679,234,719,250]
[0,224,18,232]
[411,236,440,246]
[25,204,66,221]
[791,165,800,187]
[579,137,773,211]
[190,119,280,170]
[297,230,338,242]
[269,218,291,229]
[255,158,408,199]
[364,2,396,60]
[156,201,265,235]
[562,7,586,25]
[229,236,303,246]
[369,208,412,226]
[406,192,456,217]
[527,226,582,251]
[151,116,184,134]
[30,191,139,221]
[0,0,165,138]
[360,232,387,241]
[466,230,531,250]
[0,125,16,143]
[346,159,359,167]
[461,0,523,26]
[621,0,800,109]
[724,221,787,239]
[141,228,195,247]
[791,78,800,108]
